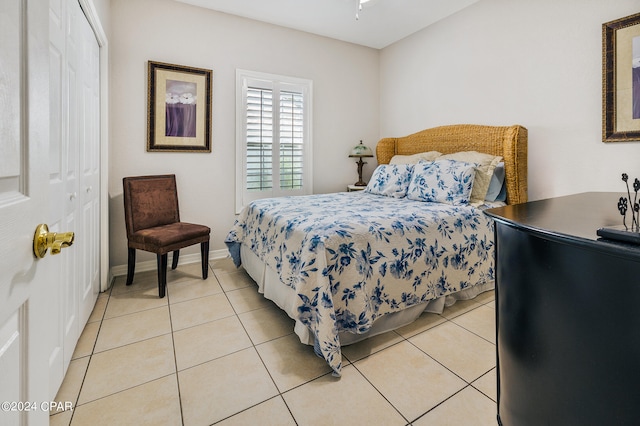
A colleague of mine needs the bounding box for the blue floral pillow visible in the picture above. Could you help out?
[406,160,476,205]
[365,164,414,198]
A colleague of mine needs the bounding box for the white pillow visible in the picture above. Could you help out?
[438,151,502,204]
[365,164,414,198]
[406,160,476,205]
[389,151,441,165]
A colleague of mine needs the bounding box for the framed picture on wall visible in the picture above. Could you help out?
[147,61,212,152]
[602,12,640,142]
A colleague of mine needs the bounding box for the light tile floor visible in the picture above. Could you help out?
[50,258,498,426]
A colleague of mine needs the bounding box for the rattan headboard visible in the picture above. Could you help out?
[376,124,528,204]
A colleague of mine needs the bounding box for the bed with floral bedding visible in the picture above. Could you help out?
[225,124,528,375]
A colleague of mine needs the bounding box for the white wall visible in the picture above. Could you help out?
[380,0,640,202]
[109,0,640,271]
[108,0,380,268]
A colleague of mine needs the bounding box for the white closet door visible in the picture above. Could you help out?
[78,2,101,327]
[48,0,100,397]
[48,0,75,398]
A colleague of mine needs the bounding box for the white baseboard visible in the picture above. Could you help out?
[105,269,115,292]
[109,248,230,278]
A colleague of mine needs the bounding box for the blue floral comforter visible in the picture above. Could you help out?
[225,192,496,375]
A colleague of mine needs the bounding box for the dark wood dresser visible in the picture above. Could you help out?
[485,192,640,426]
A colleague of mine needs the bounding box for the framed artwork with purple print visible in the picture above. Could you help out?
[147,61,212,152]
[602,12,640,142]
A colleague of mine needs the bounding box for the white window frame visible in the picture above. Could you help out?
[235,69,313,213]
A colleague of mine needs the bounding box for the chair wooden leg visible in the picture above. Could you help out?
[171,250,179,270]
[201,240,209,279]
[157,253,168,298]
[126,248,136,285]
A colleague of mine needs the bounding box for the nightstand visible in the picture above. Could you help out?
[347,184,365,192]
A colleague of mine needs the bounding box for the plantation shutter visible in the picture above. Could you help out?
[236,70,313,212]
[279,90,304,190]
[246,87,273,191]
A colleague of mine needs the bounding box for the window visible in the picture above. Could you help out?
[236,70,313,212]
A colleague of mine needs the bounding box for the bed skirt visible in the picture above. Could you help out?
[239,244,494,347]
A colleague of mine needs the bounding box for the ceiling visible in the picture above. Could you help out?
[175,0,479,49]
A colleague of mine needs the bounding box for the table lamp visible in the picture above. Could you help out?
[349,140,374,186]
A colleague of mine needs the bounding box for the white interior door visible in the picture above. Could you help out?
[0,0,57,424]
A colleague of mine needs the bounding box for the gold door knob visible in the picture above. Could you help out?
[33,224,75,258]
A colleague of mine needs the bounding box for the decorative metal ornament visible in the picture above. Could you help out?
[596,172,640,244]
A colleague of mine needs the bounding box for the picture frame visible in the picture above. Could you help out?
[602,12,640,142]
[147,61,212,152]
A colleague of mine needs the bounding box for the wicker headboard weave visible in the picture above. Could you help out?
[375,124,528,205]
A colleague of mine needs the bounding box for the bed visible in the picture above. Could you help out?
[226,124,527,376]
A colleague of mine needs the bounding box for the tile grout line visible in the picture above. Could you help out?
[211,265,301,425]
[402,304,497,394]
[347,342,413,425]
[343,304,493,425]
[409,384,475,425]
[58,286,113,424]
[165,273,186,426]
[68,280,176,418]
[404,294,494,421]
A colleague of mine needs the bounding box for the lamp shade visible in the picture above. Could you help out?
[349,140,373,157]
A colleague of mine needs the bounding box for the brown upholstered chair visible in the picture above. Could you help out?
[123,174,210,298]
